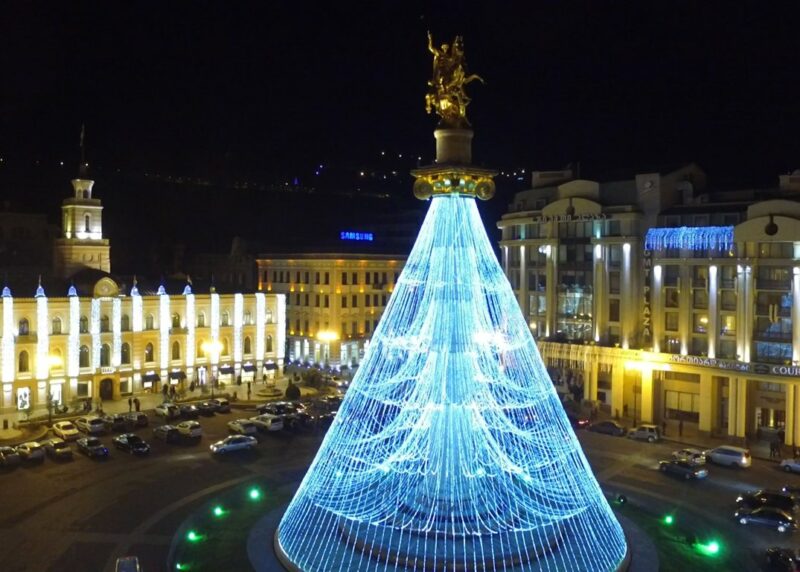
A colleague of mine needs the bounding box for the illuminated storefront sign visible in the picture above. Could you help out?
[531,213,607,223]
[340,231,374,241]
[642,250,652,344]
[669,354,800,377]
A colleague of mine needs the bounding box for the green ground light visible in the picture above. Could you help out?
[212,505,227,518]
[663,515,674,526]
[175,563,191,571]
[248,487,262,501]
[696,540,721,557]
[186,530,204,543]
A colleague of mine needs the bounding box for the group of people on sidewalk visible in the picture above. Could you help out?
[126,397,142,412]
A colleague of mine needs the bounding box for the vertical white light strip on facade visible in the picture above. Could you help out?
[2,292,14,382]
[210,292,220,365]
[36,292,49,380]
[793,267,800,363]
[91,299,101,369]
[160,291,170,371]
[132,289,143,333]
[255,292,266,361]
[112,297,121,366]
[186,292,195,367]
[68,294,79,377]
[707,265,717,359]
[233,293,243,363]
[621,242,631,350]
[276,294,286,361]
[652,265,662,353]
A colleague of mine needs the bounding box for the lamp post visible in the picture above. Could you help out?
[316,330,339,369]
[201,340,222,399]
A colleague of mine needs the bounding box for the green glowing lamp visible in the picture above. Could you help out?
[186,530,204,543]
[248,487,262,501]
[663,515,674,526]
[696,540,721,557]
[176,564,191,571]
[212,505,226,518]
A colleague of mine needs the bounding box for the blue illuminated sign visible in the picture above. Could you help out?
[339,231,374,242]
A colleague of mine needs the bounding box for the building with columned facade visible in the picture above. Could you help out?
[499,165,800,447]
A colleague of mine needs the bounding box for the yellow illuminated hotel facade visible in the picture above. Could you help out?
[500,165,800,447]
[256,253,405,369]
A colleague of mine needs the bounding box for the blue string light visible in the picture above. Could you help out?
[276,195,627,571]
[644,226,734,252]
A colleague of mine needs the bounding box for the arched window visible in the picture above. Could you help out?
[265,309,273,323]
[145,314,154,330]
[100,343,111,367]
[244,311,252,325]
[221,311,230,326]
[197,312,206,327]
[100,315,110,333]
[79,316,89,334]
[52,317,62,335]
[266,334,273,353]
[121,343,131,364]
[222,338,229,356]
[18,318,29,336]
[144,343,154,363]
[79,345,90,368]
[172,341,181,360]
[121,314,130,331]
[172,313,181,328]
[84,213,91,233]
[244,336,252,355]
[18,350,29,372]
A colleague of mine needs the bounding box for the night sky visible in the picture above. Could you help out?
[2,3,800,271]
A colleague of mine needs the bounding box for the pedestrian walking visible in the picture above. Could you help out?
[661,420,667,437]
[128,397,133,412]
[134,397,140,412]
[247,382,251,400]
[678,419,684,437]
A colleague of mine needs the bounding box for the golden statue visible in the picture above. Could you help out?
[425,31,484,128]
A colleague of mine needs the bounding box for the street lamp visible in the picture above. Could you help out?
[316,330,339,368]
[201,340,223,399]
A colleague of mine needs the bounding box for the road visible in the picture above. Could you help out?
[0,408,796,572]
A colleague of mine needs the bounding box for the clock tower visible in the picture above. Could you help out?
[53,127,111,278]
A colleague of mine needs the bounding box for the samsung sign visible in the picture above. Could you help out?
[340,231,374,242]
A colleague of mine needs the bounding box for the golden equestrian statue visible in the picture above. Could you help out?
[425,31,484,128]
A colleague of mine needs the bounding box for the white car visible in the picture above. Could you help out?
[209,435,258,454]
[176,421,202,438]
[249,414,284,432]
[16,441,45,461]
[228,419,257,435]
[780,457,800,474]
[671,448,706,465]
[155,403,180,419]
[75,416,106,434]
[706,446,752,468]
[53,421,80,441]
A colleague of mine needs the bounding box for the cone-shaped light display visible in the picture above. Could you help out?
[275,193,628,570]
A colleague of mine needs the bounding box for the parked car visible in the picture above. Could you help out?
[103,414,135,432]
[249,413,284,432]
[75,416,106,434]
[566,411,590,429]
[16,441,45,462]
[628,424,661,443]
[77,436,109,458]
[780,458,800,474]
[179,404,200,419]
[0,446,22,467]
[126,412,149,427]
[672,448,707,465]
[115,556,142,572]
[588,420,626,436]
[707,446,752,468]
[113,433,151,455]
[209,398,230,413]
[176,421,202,438]
[324,375,349,390]
[154,403,180,419]
[52,421,80,441]
[228,419,257,435]
[197,402,216,416]
[764,547,799,572]
[735,506,797,533]
[257,402,311,428]
[658,459,708,480]
[209,435,258,455]
[153,425,180,443]
[737,490,798,514]
[41,438,73,461]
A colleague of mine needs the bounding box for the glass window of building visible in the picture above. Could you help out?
[665,312,678,331]
[693,289,708,309]
[609,272,620,295]
[693,314,708,333]
[665,287,679,308]
[691,337,708,356]
[352,272,358,285]
[718,339,736,359]
[352,295,357,307]
[663,336,680,354]
[122,314,131,331]
[101,344,111,366]
[324,272,330,285]
[608,220,621,236]
[720,290,736,311]
[341,296,347,308]
[609,245,621,267]
[52,317,62,335]
[342,272,348,285]
[121,343,131,364]
[720,315,736,336]
[145,314,154,330]
[365,272,371,285]
[692,266,708,287]
[144,343,154,362]
[609,299,620,322]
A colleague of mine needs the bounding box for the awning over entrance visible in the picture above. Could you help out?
[264,362,278,371]
[242,364,256,372]
[143,373,160,382]
[169,371,187,381]
[219,365,235,375]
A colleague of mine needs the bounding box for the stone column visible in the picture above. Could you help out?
[611,360,624,419]
[652,264,663,353]
[727,377,739,437]
[679,265,691,355]
[707,265,718,359]
[592,244,607,343]
[519,245,529,321]
[640,365,654,423]
[545,244,557,338]
[698,372,715,435]
[793,267,800,363]
[620,243,632,349]
[784,383,799,448]
[735,377,748,438]
[737,266,753,362]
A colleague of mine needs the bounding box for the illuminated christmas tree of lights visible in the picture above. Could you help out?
[275,194,628,571]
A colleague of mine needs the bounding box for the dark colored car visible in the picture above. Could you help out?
[126,412,149,427]
[658,459,708,480]
[179,404,200,419]
[77,437,109,458]
[113,433,151,455]
[103,414,135,433]
[257,401,311,428]
[153,425,180,443]
[0,446,22,467]
[197,402,216,416]
[588,420,626,436]
[566,411,590,429]
[737,490,798,514]
[764,547,799,572]
[42,438,74,461]
[735,507,797,533]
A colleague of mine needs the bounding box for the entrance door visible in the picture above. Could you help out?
[99,378,114,401]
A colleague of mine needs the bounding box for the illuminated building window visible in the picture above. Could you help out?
[664,288,679,308]
[222,338,229,356]
[121,314,130,331]
[144,343,154,363]
[266,335,273,353]
[665,312,678,331]
[52,317,62,335]
[693,290,708,309]
[221,312,230,327]
[18,318,29,336]
[121,343,131,364]
[197,312,206,327]
[100,344,111,367]
[18,350,29,372]
[100,314,110,333]
[172,313,181,328]
[145,314,154,330]
[342,272,348,285]
[79,345,90,368]
[172,341,181,360]
[244,336,251,355]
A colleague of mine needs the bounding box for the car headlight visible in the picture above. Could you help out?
[735,496,743,502]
